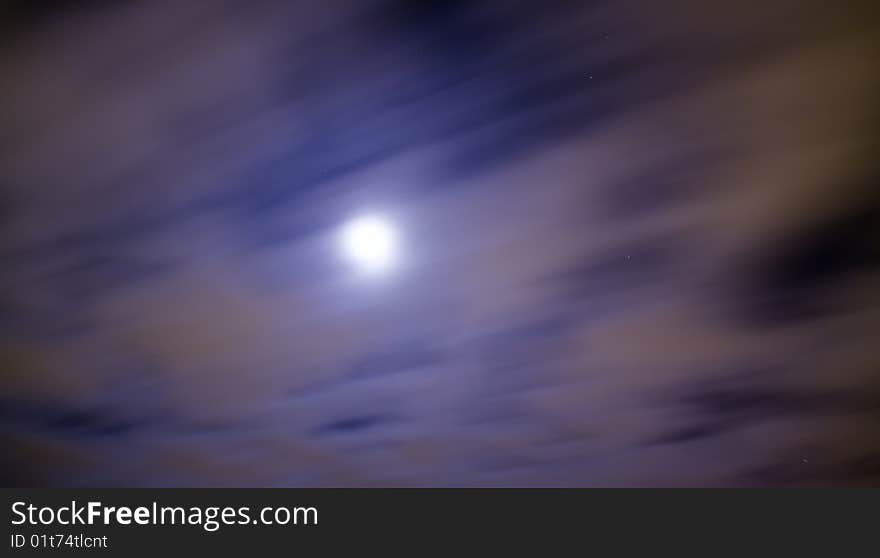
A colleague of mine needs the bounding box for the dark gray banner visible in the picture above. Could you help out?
[3,490,874,555]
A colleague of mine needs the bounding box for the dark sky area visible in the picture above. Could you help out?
[1,0,879,486]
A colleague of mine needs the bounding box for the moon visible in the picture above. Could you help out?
[338,214,399,275]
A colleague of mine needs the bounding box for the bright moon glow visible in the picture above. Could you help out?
[339,214,398,274]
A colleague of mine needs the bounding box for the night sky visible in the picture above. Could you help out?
[1,0,879,486]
